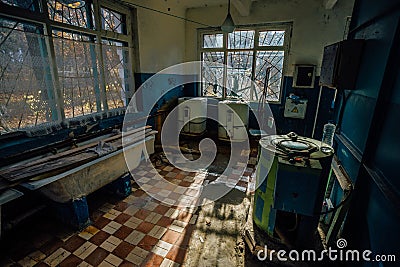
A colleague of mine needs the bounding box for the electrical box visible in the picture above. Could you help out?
[320,39,364,90]
[293,65,316,88]
[284,97,308,119]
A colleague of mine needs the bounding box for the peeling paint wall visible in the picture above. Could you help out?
[131,0,356,138]
[185,0,355,76]
[132,0,186,73]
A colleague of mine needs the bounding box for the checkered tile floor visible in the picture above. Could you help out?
[1,153,258,267]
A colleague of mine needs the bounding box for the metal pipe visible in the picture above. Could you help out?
[311,85,323,138]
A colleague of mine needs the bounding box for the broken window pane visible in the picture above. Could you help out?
[101,40,132,109]
[254,51,284,101]
[203,34,223,48]
[200,28,288,102]
[100,7,126,34]
[227,51,253,99]
[201,52,224,97]
[228,30,255,49]
[259,30,285,47]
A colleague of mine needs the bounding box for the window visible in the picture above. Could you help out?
[100,6,126,34]
[101,39,133,109]
[0,19,51,130]
[52,31,100,118]
[48,0,92,29]
[0,0,137,132]
[199,25,290,102]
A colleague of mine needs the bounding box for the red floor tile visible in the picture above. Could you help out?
[243,171,252,177]
[179,181,191,187]
[63,235,86,252]
[138,235,159,251]
[114,202,129,212]
[159,170,169,176]
[93,216,111,229]
[120,260,135,267]
[134,209,151,220]
[59,254,83,267]
[114,225,134,240]
[136,222,155,234]
[237,181,247,188]
[34,262,50,267]
[153,204,170,215]
[91,210,105,221]
[130,197,148,207]
[133,189,145,197]
[89,230,111,246]
[114,213,131,224]
[85,247,109,266]
[175,173,186,180]
[165,183,176,191]
[156,216,174,228]
[143,252,164,267]
[113,241,135,259]
[161,229,181,244]
[148,187,160,194]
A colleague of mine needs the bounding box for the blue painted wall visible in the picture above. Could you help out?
[136,73,336,140]
[332,0,400,265]
[268,76,336,139]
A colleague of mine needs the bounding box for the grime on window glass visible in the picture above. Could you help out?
[0,0,136,133]
[200,27,289,102]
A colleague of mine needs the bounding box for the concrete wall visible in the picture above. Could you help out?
[131,0,355,139]
[132,0,186,73]
[185,0,355,76]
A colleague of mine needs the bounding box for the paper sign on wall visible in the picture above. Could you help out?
[284,97,308,119]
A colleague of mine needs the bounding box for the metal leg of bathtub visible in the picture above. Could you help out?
[52,197,91,230]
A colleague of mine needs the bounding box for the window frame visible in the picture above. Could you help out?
[0,0,138,130]
[198,23,292,104]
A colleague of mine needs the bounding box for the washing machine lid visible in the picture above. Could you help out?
[278,140,311,150]
[260,132,334,158]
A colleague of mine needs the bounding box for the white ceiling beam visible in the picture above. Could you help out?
[232,0,253,17]
[324,0,338,9]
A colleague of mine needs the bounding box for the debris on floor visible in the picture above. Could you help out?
[0,143,260,267]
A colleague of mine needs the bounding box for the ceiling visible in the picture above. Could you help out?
[176,0,337,9]
[179,0,251,8]
[172,0,337,15]
[124,0,338,17]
